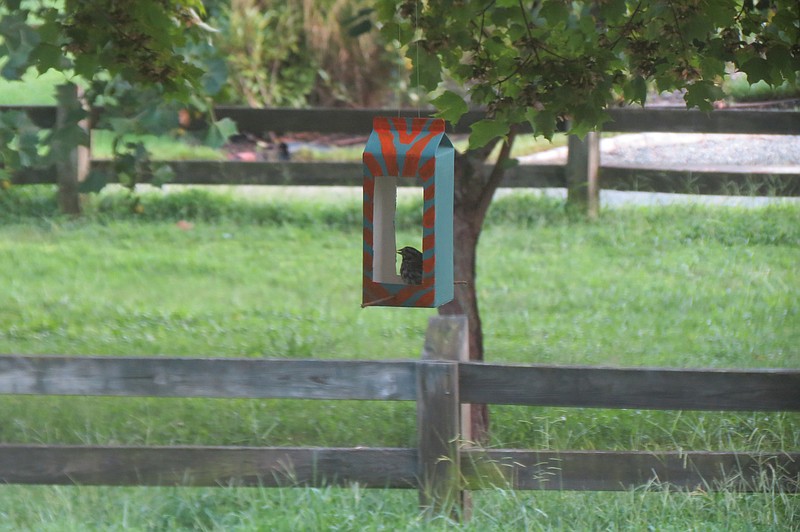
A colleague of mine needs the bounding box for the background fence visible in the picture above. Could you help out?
[1,317,798,518]
[3,105,800,216]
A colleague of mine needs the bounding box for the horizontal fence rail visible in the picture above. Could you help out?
[12,160,800,196]
[0,356,417,401]
[0,445,418,488]
[459,362,800,411]
[3,106,799,135]
[2,355,797,411]
[0,445,796,493]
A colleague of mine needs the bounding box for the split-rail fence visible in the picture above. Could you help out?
[3,105,800,217]
[1,316,798,518]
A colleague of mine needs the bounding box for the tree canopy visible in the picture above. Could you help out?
[373,0,799,440]
[0,0,232,211]
[377,0,799,145]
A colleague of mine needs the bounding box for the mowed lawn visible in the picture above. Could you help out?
[0,189,798,529]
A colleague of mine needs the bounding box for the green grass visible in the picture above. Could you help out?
[90,130,226,161]
[0,187,798,528]
[0,482,796,531]
[723,74,800,103]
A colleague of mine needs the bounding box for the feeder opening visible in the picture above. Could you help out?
[396,179,424,279]
[371,176,424,285]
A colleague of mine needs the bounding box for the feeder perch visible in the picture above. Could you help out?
[362,116,455,308]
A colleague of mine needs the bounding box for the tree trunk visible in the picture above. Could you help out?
[439,202,486,441]
[438,133,516,443]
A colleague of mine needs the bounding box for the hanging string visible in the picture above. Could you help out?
[397,20,402,118]
[392,2,422,119]
[415,0,421,118]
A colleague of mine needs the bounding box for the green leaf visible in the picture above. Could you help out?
[0,12,40,79]
[205,117,238,148]
[539,0,570,26]
[599,0,627,20]
[379,21,414,45]
[73,54,99,79]
[431,90,468,125]
[468,119,509,150]
[31,43,66,74]
[500,157,519,170]
[201,57,228,96]
[526,108,556,140]
[739,57,772,85]
[623,76,648,105]
[766,46,794,83]
[684,81,725,111]
[409,45,442,92]
[214,117,238,140]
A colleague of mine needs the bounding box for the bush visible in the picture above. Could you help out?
[0,185,59,221]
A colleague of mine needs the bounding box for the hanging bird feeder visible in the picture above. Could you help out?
[362,116,454,308]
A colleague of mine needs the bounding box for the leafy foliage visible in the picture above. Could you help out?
[377,0,800,145]
[0,1,233,206]
[211,0,317,107]
[211,0,406,108]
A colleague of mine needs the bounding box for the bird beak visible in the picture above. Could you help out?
[396,250,402,255]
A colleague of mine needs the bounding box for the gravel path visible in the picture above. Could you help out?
[521,133,800,169]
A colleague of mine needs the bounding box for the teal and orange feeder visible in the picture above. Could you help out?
[362,117,455,308]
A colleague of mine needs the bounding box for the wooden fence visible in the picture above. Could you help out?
[3,105,800,216]
[1,316,798,517]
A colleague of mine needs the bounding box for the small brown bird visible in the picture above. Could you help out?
[397,246,423,285]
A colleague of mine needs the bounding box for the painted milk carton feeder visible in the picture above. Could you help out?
[362,116,455,308]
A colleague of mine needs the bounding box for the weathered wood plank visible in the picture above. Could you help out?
[463,449,800,491]
[2,445,794,492]
[600,165,800,196]
[9,166,56,185]
[10,162,799,198]
[54,85,89,215]
[101,160,569,189]
[566,132,600,218]
[0,356,417,401]
[606,108,800,134]
[459,363,800,411]
[4,105,797,136]
[213,107,466,135]
[91,160,365,186]
[500,164,566,187]
[0,445,417,488]
[198,107,800,136]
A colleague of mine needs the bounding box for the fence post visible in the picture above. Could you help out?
[566,131,600,219]
[418,315,469,519]
[54,83,90,215]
